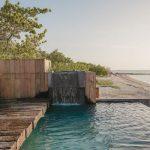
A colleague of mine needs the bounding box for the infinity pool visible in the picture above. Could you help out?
[21,103,150,150]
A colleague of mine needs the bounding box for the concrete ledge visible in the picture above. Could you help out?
[0,99,49,150]
[0,141,17,150]
[96,99,150,107]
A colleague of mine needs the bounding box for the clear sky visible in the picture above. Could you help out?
[1,0,150,70]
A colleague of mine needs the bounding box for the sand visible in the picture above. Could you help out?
[98,74,150,99]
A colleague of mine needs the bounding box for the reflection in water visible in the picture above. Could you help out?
[21,103,150,150]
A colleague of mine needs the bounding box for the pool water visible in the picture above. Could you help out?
[21,103,150,150]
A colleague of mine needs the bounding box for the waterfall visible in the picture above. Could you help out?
[52,87,81,104]
[48,71,96,104]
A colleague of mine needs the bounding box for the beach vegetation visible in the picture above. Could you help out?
[40,50,109,76]
[0,0,50,59]
[97,79,119,88]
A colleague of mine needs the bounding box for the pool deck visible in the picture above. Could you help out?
[0,99,49,150]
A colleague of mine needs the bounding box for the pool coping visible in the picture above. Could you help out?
[96,98,150,107]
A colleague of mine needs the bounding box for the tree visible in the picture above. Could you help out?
[42,49,73,64]
[13,31,47,59]
[0,0,49,41]
[0,0,50,58]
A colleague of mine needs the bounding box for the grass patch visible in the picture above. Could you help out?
[97,79,119,89]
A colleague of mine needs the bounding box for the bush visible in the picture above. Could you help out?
[43,50,109,76]
[89,64,108,76]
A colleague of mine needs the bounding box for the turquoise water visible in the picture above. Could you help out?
[21,103,150,150]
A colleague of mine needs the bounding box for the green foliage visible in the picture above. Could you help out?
[97,79,113,87]
[0,0,49,41]
[0,30,47,59]
[40,50,73,64]
[89,64,108,76]
[0,0,50,59]
[97,79,119,88]
[41,50,109,76]
[51,62,89,72]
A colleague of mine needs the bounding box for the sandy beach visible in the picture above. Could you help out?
[98,74,150,99]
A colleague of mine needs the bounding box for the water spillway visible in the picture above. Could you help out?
[49,71,96,104]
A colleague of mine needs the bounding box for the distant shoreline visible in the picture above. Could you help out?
[115,73,150,75]
[112,70,150,75]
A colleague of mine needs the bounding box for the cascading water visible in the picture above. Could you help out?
[48,71,96,104]
[52,87,80,104]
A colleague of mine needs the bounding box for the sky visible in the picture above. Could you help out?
[1,0,150,70]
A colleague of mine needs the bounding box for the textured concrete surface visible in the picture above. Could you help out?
[0,99,49,150]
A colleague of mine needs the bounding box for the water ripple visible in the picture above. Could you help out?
[21,103,150,150]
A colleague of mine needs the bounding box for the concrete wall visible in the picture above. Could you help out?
[0,59,51,99]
